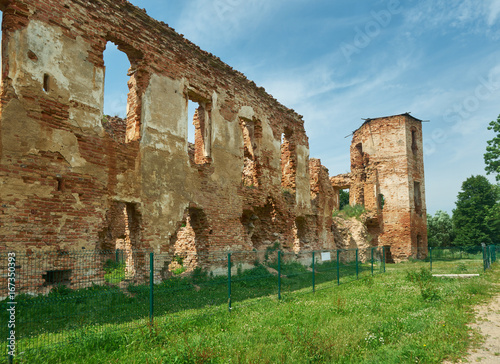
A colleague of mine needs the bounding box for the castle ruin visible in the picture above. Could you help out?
[0,0,427,287]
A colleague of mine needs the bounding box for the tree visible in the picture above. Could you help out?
[339,189,350,210]
[452,175,499,247]
[483,116,500,245]
[485,184,500,243]
[484,115,500,181]
[427,210,454,247]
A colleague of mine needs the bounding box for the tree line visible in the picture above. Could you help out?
[427,116,500,248]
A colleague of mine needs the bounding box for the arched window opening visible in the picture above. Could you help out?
[99,201,142,279]
[102,41,144,143]
[169,207,211,273]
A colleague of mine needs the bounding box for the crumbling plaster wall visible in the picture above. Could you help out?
[0,0,334,269]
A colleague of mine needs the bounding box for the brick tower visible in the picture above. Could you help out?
[348,113,427,261]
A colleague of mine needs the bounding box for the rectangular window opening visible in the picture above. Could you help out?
[378,193,385,210]
[42,269,72,286]
[411,128,418,155]
[102,41,143,143]
[187,94,211,165]
[339,189,350,210]
[187,100,197,145]
[414,181,422,214]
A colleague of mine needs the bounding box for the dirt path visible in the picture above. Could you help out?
[464,291,500,363]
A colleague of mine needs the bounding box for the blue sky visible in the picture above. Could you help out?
[103,0,500,215]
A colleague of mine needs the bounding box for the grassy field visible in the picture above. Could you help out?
[2,259,380,353]
[16,263,499,363]
[387,258,486,275]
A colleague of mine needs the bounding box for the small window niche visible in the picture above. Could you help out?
[56,176,64,192]
[43,73,50,92]
[355,142,363,155]
[186,92,212,165]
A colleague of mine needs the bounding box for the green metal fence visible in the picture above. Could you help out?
[2,245,498,361]
[1,247,384,361]
[415,245,498,274]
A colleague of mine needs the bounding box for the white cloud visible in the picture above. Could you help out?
[403,0,500,36]
[175,0,289,47]
[167,0,500,214]
[487,0,500,26]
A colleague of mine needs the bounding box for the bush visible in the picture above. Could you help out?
[332,204,366,219]
[406,268,440,301]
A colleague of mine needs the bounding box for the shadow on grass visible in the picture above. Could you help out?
[0,259,383,347]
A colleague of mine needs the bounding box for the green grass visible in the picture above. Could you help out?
[103,260,126,284]
[390,258,485,275]
[332,204,366,219]
[9,263,499,363]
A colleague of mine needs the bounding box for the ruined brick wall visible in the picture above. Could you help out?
[0,0,336,285]
[348,114,428,260]
[306,159,336,250]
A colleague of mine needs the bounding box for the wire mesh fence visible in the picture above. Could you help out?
[0,246,385,361]
[412,245,498,274]
[2,244,497,361]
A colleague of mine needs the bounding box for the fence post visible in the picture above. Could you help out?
[149,252,154,323]
[371,248,374,276]
[228,253,232,312]
[337,249,340,285]
[115,249,119,263]
[429,247,432,272]
[483,246,486,271]
[382,246,386,273]
[483,246,488,272]
[312,251,315,292]
[278,251,281,300]
[355,249,359,279]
